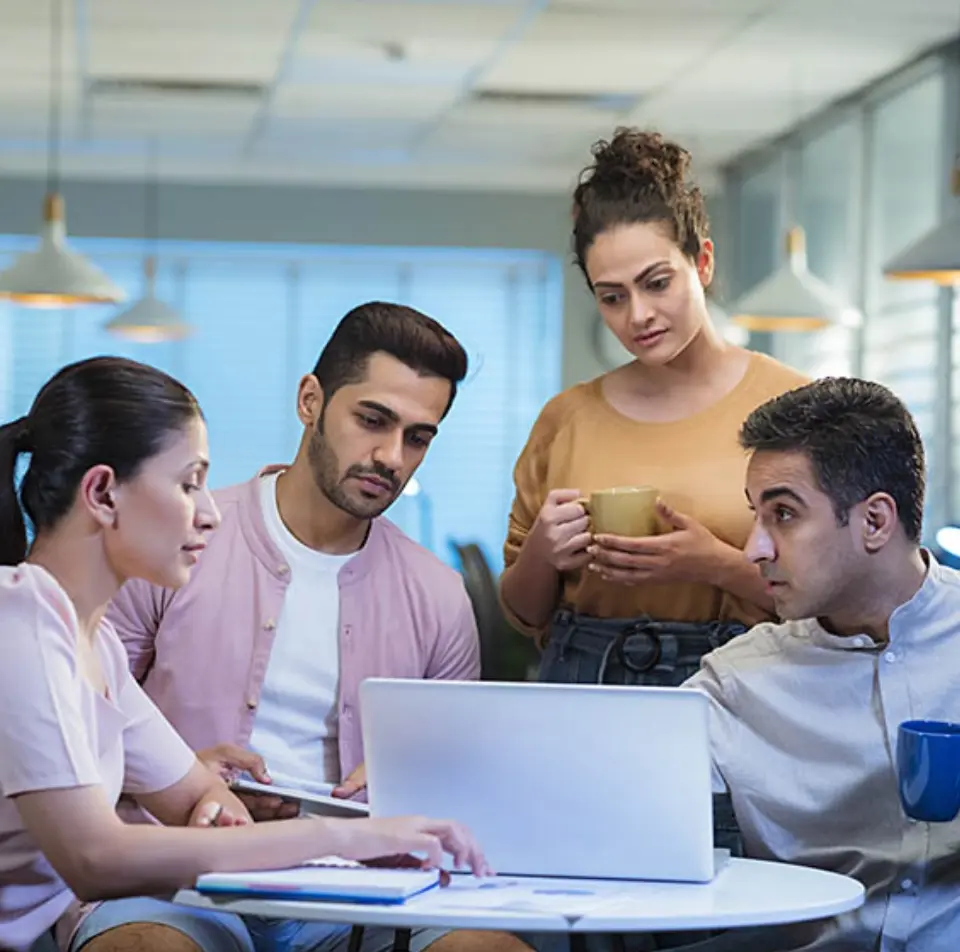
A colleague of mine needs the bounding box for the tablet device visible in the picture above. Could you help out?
[229,776,370,818]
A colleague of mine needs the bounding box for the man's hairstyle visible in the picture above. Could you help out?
[739,377,925,544]
[311,302,468,418]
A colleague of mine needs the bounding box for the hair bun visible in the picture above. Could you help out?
[570,125,709,275]
[586,127,692,199]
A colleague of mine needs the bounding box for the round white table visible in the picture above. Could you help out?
[174,857,865,950]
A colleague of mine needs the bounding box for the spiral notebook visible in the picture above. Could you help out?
[195,857,440,905]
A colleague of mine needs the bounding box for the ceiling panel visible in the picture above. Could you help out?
[88,31,283,83]
[86,95,258,137]
[777,0,960,23]
[481,6,756,95]
[256,116,425,153]
[288,36,491,90]
[87,0,300,31]
[303,0,530,43]
[428,104,610,162]
[273,83,456,122]
[528,5,762,42]
[548,0,770,11]
[0,0,954,191]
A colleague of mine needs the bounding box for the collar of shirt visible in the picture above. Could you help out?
[804,549,939,652]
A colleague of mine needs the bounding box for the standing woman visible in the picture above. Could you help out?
[0,357,487,952]
[499,128,807,853]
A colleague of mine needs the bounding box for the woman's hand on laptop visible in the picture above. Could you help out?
[197,743,299,822]
[326,815,493,877]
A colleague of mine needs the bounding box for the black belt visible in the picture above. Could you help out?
[550,610,746,680]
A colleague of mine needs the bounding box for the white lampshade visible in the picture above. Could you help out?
[0,194,127,307]
[730,226,861,332]
[104,257,190,342]
[884,165,960,285]
[883,216,960,285]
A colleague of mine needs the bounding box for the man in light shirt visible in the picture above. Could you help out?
[681,377,960,951]
[76,303,529,952]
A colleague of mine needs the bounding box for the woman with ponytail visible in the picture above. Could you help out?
[0,357,487,952]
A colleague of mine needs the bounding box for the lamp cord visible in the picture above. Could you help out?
[147,138,159,259]
[46,0,62,196]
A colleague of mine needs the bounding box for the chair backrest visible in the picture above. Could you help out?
[451,541,537,681]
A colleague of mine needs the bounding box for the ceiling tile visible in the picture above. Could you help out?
[426,99,611,163]
[87,0,298,83]
[88,0,300,31]
[86,95,258,137]
[479,2,771,96]
[272,82,456,121]
[287,35,490,90]
[89,31,282,83]
[302,0,530,44]
[548,0,768,12]
[0,0,956,191]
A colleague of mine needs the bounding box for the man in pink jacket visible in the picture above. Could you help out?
[74,303,526,952]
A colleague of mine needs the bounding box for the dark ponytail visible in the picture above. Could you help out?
[0,416,31,566]
[0,357,202,567]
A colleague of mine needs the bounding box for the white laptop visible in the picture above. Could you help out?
[360,678,723,883]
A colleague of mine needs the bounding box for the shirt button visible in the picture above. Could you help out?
[246,697,257,710]
[884,651,898,664]
[901,878,914,891]
[854,637,867,648]
[278,564,290,575]
[263,618,276,631]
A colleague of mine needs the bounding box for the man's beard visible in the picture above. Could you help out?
[306,420,400,520]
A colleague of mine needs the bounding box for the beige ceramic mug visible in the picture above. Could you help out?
[579,486,660,537]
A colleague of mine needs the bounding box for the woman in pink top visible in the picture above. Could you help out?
[0,356,488,952]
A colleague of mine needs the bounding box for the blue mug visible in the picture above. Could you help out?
[897,720,960,822]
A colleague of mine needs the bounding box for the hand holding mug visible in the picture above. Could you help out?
[532,489,592,572]
[589,500,726,587]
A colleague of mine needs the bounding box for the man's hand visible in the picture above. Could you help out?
[198,743,270,782]
[196,743,299,822]
[332,763,367,800]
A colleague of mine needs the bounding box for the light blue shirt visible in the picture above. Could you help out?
[686,552,960,950]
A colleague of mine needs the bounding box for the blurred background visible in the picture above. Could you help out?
[2,0,960,586]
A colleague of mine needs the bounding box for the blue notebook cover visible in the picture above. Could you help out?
[196,864,441,905]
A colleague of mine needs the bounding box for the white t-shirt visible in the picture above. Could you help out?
[249,473,354,788]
